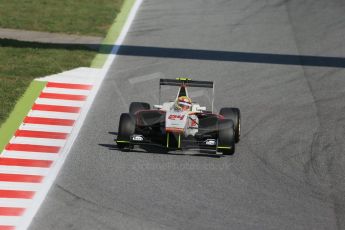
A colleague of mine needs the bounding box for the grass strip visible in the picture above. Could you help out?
[0,0,123,36]
[0,81,46,152]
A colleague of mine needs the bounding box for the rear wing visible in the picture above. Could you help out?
[159,78,215,112]
[159,78,214,88]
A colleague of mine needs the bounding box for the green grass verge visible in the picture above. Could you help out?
[0,0,124,36]
[0,81,46,152]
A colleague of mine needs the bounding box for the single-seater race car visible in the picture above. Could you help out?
[116,78,240,155]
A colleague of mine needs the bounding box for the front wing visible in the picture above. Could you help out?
[123,133,218,151]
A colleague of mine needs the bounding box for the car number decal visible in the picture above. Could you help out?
[168,114,185,120]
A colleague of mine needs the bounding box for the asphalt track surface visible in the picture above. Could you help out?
[30,0,345,229]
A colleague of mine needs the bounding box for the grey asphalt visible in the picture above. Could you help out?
[29,0,345,229]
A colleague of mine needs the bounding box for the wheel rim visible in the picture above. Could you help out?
[238,117,241,140]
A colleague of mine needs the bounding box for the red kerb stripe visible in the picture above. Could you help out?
[5,144,60,153]
[0,226,15,230]
[46,82,92,90]
[0,158,52,168]
[32,104,80,113]
[0,173,43,183]
[0,207,25,216]
[39,92,87,101]
[24,117,75,126]
[0,190,35,199]
[15,130,68,139]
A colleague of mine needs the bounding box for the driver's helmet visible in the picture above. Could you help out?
[175,96,192,111]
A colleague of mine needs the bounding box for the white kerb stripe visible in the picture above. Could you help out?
[0,216,21,226]
[35,98,85,107]
[0,182,41,191]
[42,87,90,96]
[0,198,33,208]
[28,110,79,120]
[10,137,66,146]
[42,77,96,85]
[19,124,73,133]
[2,151,59,161]
[0,165,50,176]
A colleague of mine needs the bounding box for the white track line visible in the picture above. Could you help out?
[103,0,144,70]
[10,137,66,147]
[28,110,79,120]
[19,124,73,133]
[35,98,85,107]
[42,88,90,95]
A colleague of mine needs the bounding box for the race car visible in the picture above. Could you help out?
[116,78,240,155]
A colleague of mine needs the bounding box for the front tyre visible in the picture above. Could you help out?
[217,119,235,155]
[219,107,240,143]
[117,113,135,150]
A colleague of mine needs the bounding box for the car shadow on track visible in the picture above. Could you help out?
[99,132,224,158]
[98,143,224,158]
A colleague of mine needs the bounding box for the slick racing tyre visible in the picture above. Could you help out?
[217,119,235,155]
[129,102,151,116]
[117,113,135,150]
[219,107,241,143]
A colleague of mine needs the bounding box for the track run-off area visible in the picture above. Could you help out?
[29,0,345,229]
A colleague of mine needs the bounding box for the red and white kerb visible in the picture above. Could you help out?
[0,81,93,230]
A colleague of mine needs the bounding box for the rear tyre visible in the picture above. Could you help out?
[129,102,150,116]
[217,119,235,155]
[219,107,240,143]
[117,113,135,150]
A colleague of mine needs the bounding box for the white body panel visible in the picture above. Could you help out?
[165,110,188,133]
[163,102,200,137]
